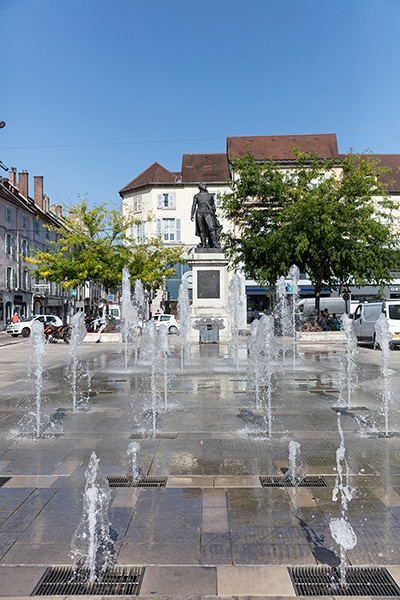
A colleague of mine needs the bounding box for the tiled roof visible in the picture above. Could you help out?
[181,153,230,184]
[339,154,400,193]
[119,162,179,194]
[227,134,339,162]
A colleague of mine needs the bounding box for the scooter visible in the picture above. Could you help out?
[43,322,72,344]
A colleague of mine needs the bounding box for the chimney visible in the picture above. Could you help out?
[53,205,63,218]
[9,167,17,187]
[34,175,44,210]
[18,170,29,198]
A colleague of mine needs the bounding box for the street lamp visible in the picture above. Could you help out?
[0,121,8,171]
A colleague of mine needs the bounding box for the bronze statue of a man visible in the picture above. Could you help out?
[191,182,222,248]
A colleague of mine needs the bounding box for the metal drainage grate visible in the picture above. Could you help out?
[260,475,328,488]
[107,475,167,488]
[129,432,177,439]
[0,477,11,487]
[32,565,144,596]
[288,566,400,596]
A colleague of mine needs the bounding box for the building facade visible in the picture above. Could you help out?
[0,169,91,328]
[120,134,400,320]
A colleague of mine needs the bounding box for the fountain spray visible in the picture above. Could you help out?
[329,412,357,587]
[71,452,114,583]
[68,312,89,411]
[177,282,190,370]
[375,313,392,436]
[338,314,358,408]
[29,320,47,438]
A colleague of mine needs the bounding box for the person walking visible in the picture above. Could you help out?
[11,311,19,323]
[94,312,107,343]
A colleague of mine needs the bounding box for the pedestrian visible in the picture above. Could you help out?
[319,311,328,331]
[11,311,19,323]
[94,312,107,343]
[330,312,342,331]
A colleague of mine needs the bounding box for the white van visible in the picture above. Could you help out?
[108,304,121,321]
[352,300,400,346]
[296,297,347,323]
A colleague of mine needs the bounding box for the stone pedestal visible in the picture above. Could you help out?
[188,249,231,342]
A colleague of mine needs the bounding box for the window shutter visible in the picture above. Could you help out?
[157,194,163,208]
[156,219,162,239]
[169,193,175,208]
[176,218,181,242]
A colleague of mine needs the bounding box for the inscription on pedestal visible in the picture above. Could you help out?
[197,270,220,299]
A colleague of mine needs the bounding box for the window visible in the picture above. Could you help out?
[21,239,29,258]
[131,221,146,243]
[133,196,142,212]
[22,215,28,230]
[6,267,16,289]
[213,193,222,208]
[22,269,29,290]
[5,234,15,256]
[5,206,12,224]
[156,218,181,242]
[157,193,175,209]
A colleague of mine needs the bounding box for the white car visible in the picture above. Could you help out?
[153,314,180,334]
[6,314,63,338]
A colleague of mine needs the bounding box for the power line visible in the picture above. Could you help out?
[0,136,223,151]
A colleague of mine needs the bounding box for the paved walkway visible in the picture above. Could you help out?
[1,333,400,598]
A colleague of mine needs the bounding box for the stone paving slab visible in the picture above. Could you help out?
[1,337,400,597]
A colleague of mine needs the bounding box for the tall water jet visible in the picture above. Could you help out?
[28,320,48,438]
[121,268,138,370]
[329,412,357,587]
[177,282,190,370]
[139,320,159,436]
[288,264,300,369]
[275,275,290,360]
[228,272,245,371]
[158,324,170,410]
[248,314,278,436]
[71,452,114,583]
[338,314,358,408]
[132,279,146,364]
[283,440,308,485]
[127,441,144,483]
[375,313,392,436]
[68,312,89,411]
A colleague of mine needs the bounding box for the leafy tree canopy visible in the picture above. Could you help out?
[26,199,184,294]
[221,150,400,315]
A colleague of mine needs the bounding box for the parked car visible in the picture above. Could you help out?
[351,300,400,347]
[153,314,180,334]
[6,314,63,338]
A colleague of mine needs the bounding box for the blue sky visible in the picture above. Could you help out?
[1,0,400,209]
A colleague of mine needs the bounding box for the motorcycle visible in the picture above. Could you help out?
[43,322,72,344]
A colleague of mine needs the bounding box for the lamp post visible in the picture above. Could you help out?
[0,121,8,172]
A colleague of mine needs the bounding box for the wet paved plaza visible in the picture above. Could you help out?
[1,333,400,598]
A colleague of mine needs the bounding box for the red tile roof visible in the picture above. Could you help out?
[181,153,230,183]
[227,134,339,162]
[339,154,400,193]
[119,162,179,194]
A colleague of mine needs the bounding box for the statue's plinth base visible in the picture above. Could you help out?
[187,250,231,342]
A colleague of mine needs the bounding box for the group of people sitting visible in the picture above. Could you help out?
[319,309,342,331]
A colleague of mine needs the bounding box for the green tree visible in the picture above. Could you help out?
[221,151,400,323]
[26,199,184,298]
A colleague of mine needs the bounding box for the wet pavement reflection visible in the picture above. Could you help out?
[1,337,400,597]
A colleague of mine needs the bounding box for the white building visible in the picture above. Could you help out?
[120,134,400,321]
